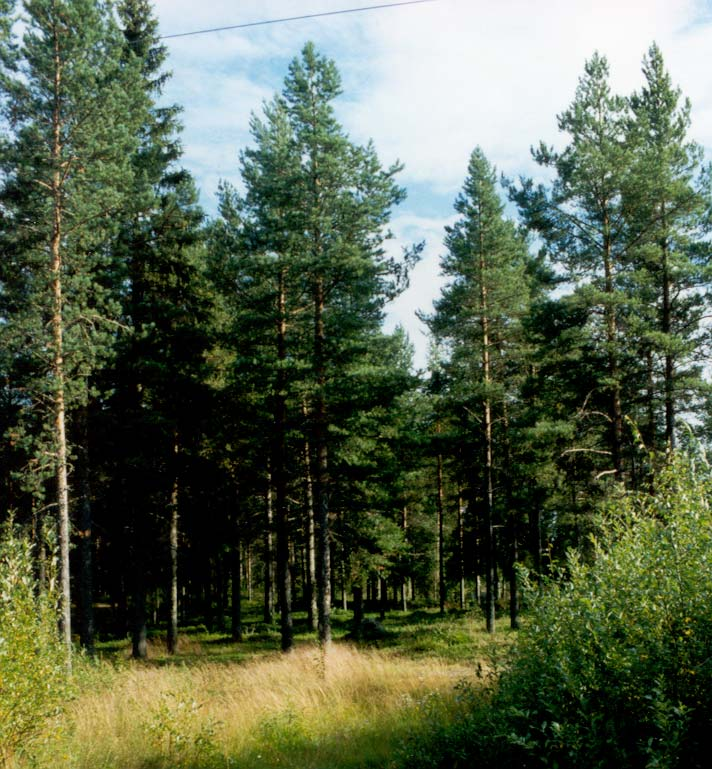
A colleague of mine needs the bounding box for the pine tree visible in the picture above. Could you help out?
[428,148,532,631]
[511,54,633,481]
[624,43,712,451]
[0,0,146,665]
[281,43,416,644]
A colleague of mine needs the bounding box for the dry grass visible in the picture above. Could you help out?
[26,642,480,769]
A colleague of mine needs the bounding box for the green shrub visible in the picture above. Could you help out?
[496,450,712,768]
[0,523,69,767]
[397,450,712,768]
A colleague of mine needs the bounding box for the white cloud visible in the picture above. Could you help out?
[151,0,712,369]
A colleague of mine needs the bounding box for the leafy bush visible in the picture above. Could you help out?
[398,450,712,769]
[499,451,712,768]
[0,523,69,767]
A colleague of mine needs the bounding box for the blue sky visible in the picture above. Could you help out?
[152,0,712,368]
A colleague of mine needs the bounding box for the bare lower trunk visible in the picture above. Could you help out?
[313,278,331,645]
[436,451,446,614]
[274,271,293,652]
[264,471,275,624]
[457,491,466,610]
[51,31,72,669]
[480,243,496,634]
[661,219,675,451]
[232,531,243,642]
[167,437,180,654]
[303,403,318,632]
[603,227,624,479]
[76,407,95,655]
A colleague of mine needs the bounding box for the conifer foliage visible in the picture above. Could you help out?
[0,0,147,665]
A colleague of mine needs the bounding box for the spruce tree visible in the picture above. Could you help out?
[106,0,206,658]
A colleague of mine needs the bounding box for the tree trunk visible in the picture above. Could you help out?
[302,403,318,632]
[501,400,520,630]
[479,235,496,634]
[603,225,624,479]
[436,450,446,614]
[264,471,275,624]
[313,277,331,645]
[401,507,408,612]
[661,212,675,451]
[131,548,148,659]
[50,32,72,669]
[274,270,293,652]
[76,405,95,655]
[457,491,466,610]
[167,436,180,654]
[352,583,364,639]
[232,528,243,642]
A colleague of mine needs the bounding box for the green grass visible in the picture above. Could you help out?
[16,607,506,769]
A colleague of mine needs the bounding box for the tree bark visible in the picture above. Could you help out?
[661,208,675,450]
[167,435,180,654]
[302,402,318,632]
[603,220,624,479]
[264,471,275,624]
[479,231,496,634]
[274,270,293,652]
[457,491,466,610]
[436,450,446,614]
[232,527,243,642]
[50,25,72,670]
[76,406,95,655]
[313,277,331,645]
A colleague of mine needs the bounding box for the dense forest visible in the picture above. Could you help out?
[2,0,711,672]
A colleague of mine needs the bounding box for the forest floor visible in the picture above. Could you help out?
[22,606,514,769]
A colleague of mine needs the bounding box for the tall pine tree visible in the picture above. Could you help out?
[0,0,146,665]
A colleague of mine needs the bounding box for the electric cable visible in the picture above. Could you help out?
[161,0,437,40]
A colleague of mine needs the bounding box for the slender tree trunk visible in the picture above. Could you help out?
[167,435,180,654]
[352,583,364,639]
[603,227,624,479]
[246,545,253,602]
[436,450,446,614]
[645,348,657,450]
[660,212,675,450]
[401,507,408,612]
[131,541,148,659]
[50,31,72,669]
[501,400,520,630]
[264,471,275,624]
[274,270,293,652]
[302,402,318,632]
[479,234,496,634]
[232,524,243,642]
[457,491,466,610]
[313,277,331,645]
[76,406,95,655]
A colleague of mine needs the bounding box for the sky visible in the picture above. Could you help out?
[151,0,712,369]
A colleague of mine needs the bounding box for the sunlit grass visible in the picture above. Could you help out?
[21,610,511,769]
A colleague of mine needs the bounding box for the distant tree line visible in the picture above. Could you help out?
[1,0,710,664]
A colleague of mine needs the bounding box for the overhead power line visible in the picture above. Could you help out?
[161,0,437,40]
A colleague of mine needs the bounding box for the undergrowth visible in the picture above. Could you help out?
[396,450,712,769]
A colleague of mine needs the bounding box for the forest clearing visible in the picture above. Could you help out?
[18,610,505,769]
[2,1,712,767]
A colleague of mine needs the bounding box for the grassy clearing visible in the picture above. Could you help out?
[19,610,509,769]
